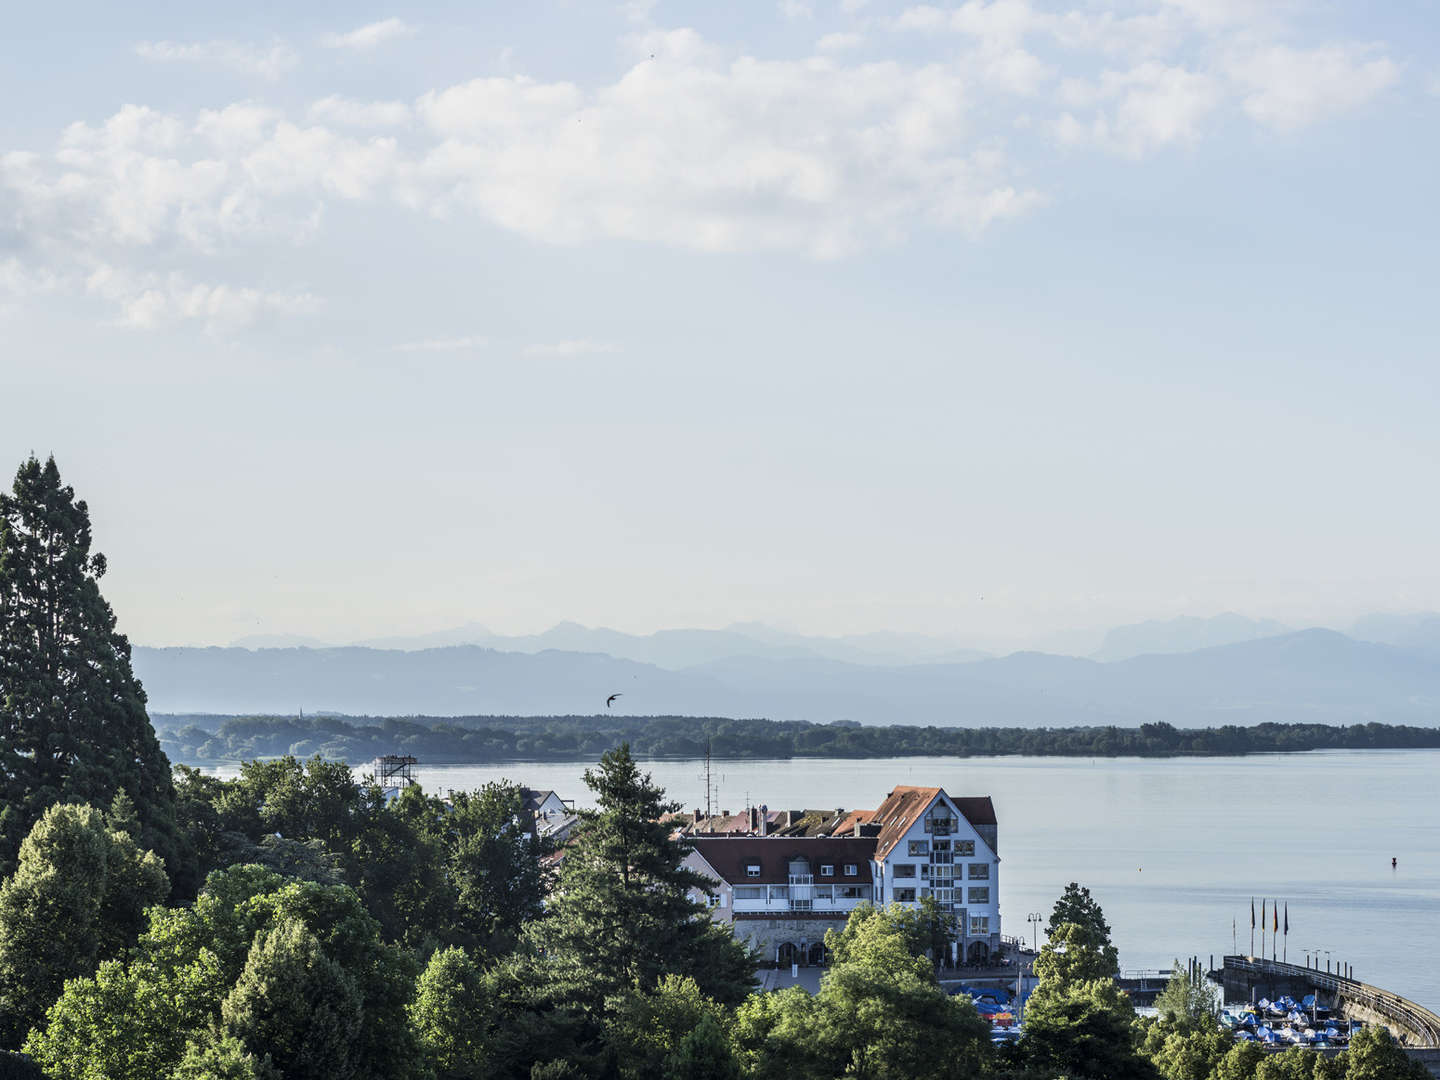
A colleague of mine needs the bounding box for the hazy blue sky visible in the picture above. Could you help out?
[3,1,1438,649]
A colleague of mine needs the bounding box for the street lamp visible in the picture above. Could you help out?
[1027,912,1044,954]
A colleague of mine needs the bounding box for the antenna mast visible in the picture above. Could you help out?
[703,741,715,821]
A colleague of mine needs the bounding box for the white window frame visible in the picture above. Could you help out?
[843,863,858,876]
[746,864,761,878]
[820,864,835,876]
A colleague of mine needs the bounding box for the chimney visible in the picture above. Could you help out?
[760,804,768,837]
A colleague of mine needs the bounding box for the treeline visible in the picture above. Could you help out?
[155,712,1440,764]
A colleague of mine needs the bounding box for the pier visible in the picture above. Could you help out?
[1213,955,1440,1075]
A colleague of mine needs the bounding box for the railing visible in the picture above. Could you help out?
[1223,956,1440,1047]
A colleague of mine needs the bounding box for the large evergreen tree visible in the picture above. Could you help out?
[0,455,181,881]
[527,744,755,1006]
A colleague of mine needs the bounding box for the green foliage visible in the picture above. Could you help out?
[605,974,734,1080]
[1208,1042,1267,1080]
[0,803,168,1048]
[1152,961,1220,1031]
[446,783,546,954]
[220,918,364,1079]
[827,899,957,968]
[410,946,490,1079]
[664,1013,742,1080]
[1033,921,1120,987]
[1341,1024,1432,1080]
[1137,1014,1230,1080]
[156,712,1440,765]
[0,455,183,887]
[23,865,422,1080]
[1022,976,1156,1080]
[172,1034,280,1080]
[528,744,754,1006]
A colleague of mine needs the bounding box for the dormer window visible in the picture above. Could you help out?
[844,863,858,876]
[820,864,835,876]
[746,863,761,877]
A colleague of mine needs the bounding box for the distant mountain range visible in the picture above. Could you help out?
[135,619,1440,726]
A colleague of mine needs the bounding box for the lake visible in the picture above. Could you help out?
[396,750,1440,1008]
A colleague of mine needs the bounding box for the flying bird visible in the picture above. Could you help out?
[607,693,622,708]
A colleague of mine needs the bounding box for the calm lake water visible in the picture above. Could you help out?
[215,749,1440,1008]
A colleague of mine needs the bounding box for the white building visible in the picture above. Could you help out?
[869,785,1001,964]
[682,784,1000,967]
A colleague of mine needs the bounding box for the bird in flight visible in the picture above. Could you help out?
[607,693,622,708]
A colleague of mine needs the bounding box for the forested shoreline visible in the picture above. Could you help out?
[155,712,1440,765]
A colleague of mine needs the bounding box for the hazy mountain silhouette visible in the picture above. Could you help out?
[1092,613,1291,661]
[136,628,1440,726]
[1350,613,1440,657]
[250,620,992,669]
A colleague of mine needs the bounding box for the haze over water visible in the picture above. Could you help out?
[400,750,1440,1007]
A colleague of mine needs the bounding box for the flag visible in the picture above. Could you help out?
[1273,902,1279,933]
[1261,898,1266,930]
[1284,903,1289,936]
[1251,898,1256,928]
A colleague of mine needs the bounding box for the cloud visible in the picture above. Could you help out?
[134,39,298,81]
[396,335,488,352]
[309,95,412,127]
[816,32,864,52]
[779,0,814,19]
[1057,63,1221,156]
[321,18,416,51]
[84,264,319,333]
[524,340,621,356]
[1228,45,1400,132]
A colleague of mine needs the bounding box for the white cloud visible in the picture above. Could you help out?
[524,340,622,356]
[84,264,319,333]
[134,39,298,81]
[816,32,864,52]
[1229,45,1400,132]
[1058,63,1221,156]
[780,0,814,19]
[309,95,413,128]
[396,335,488,352]
[322,18,416,51]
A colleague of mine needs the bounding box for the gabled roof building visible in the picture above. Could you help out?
[681,784,1000,967]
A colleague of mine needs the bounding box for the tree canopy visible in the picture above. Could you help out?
[0,456,181,884]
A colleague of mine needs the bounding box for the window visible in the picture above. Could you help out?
[968,887,989,904]
[908,840,929,856]
[931,876,953,889]
[820,864,834,876]
[967,863,989,880]
[746,863,761,878]
[920,864,931,879]
[927,815,952,835]
[844,863,858,876]
[969,915,989,936]
[838,885,867,899]
[955,840,975,856]
[734,886,763,900]
[933,888,953,902]
[813,885,834,900]
[893,863,915,878]
[895,888,916,902]
[768,885,790,901]
[706,893,720,908]
[932,839,951,852]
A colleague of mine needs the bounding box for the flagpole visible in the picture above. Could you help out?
[1261,899,1266,960]
[1283,902,1288,964]
[1250,897,1255,958]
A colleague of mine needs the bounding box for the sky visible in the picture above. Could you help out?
[3,0,1439,650]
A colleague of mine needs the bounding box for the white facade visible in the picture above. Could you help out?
[873,791,1001,961]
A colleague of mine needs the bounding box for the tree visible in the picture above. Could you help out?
[1047,881,1118,972]
[663,1013,742,1080]
[827,900,957,968]
[0,456,182,882]
[605,974,735,1080]
[23,866,423,1080]
[0,803,168,1048]
[172,1035,280,1080]
[410,946,490,1080]
[813,911,991,1080]
[220,919,364,1079]
[1022,977,1156,1080]
[1151,961,1219,1031]
[731,987,822,1080]
[527,745,754,1006]
[1341,1025,1432,1080]
[1033,922,1121,987]
[446,782,546,954]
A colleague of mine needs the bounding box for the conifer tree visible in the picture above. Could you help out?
[528,744,755,1006]
[0,455,181,880]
